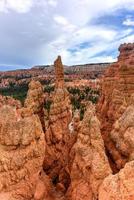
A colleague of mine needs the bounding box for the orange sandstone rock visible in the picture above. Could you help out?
[24,80,46,131]
[97,43,134,172]
[0,95,22,109]
[110,98,134,162]
[54,56,64,89]
[99,161,134,200]
[67,103,111,200]
[43,56,74,192]
[0,105,46,200]
[0,48,134,200]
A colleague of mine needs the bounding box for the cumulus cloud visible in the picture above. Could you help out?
[0,0,34,13]
[123,17,134,26]
[0,0,134,69]
[47,0,57,7]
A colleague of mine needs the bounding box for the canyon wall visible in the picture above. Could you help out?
[97,43,134,172]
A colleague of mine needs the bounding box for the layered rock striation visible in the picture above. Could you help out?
[67,103,111,200]
[99,161,134,200]
[97,43,134,172]
[43,56,74,192]
[24,80,46,131]
[0,105,46,200]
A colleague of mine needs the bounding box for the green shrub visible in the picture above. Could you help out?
[44,85,54,94]
[0,83,28,104]
[44,100,52,113]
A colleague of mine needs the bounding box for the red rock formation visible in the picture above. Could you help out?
[99,161,134,200]
[110,96,134,162]
[97,43,134,172]
[24,80,46,131]
[0,95,22,108]
[43,56,74,192]
[67,103,111,200]
[0,105,46,200]
[98,93,134,200]
[0,48,134,200]
[118,43,134,62]
[54,56,65,88]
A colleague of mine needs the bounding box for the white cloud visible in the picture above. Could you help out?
[0,0,6,12]
[0,0,134,67]
[0,0,34,13]
[123,18,134,26]
[0,0,58,13]
[47,0,57,7]
[54,15,76,32]
[54,15,70,26]
[56,0,134,26]
[41,0,134,65]
[40,24,134,65]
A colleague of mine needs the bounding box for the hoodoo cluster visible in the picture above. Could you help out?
[0,43,134,200]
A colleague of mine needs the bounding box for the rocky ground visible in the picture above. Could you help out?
[0,43,134,200]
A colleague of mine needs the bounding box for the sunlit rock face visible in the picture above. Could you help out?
[67,103,111,200]
[98,94,134,200]
[43,56,75,192]
[99,161,134,200]
[0,105,46,200]
[110,96,134,163]
[97,43,134,172]
[24,80,46,131]
[24,80,45,114]
[0,95,22,109]
[54,56,65,89]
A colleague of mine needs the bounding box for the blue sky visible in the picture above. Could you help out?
[0,0,134,71]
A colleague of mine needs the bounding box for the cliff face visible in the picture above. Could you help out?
[110,97,134,162]
[98,43,134,120]
[98,94,134,200]
[0,105,46,200]
[97,43,134,172]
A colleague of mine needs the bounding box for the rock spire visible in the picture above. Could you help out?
[54,56,65,88]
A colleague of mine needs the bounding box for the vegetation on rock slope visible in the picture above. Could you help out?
[0,83,100,120]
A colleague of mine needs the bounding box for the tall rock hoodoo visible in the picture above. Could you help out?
[54,56,65,89]
[67,103,111,200]
[24,80,46,131]
[43,56,74,192]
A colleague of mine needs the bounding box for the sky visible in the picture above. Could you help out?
[0,0,134,71]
